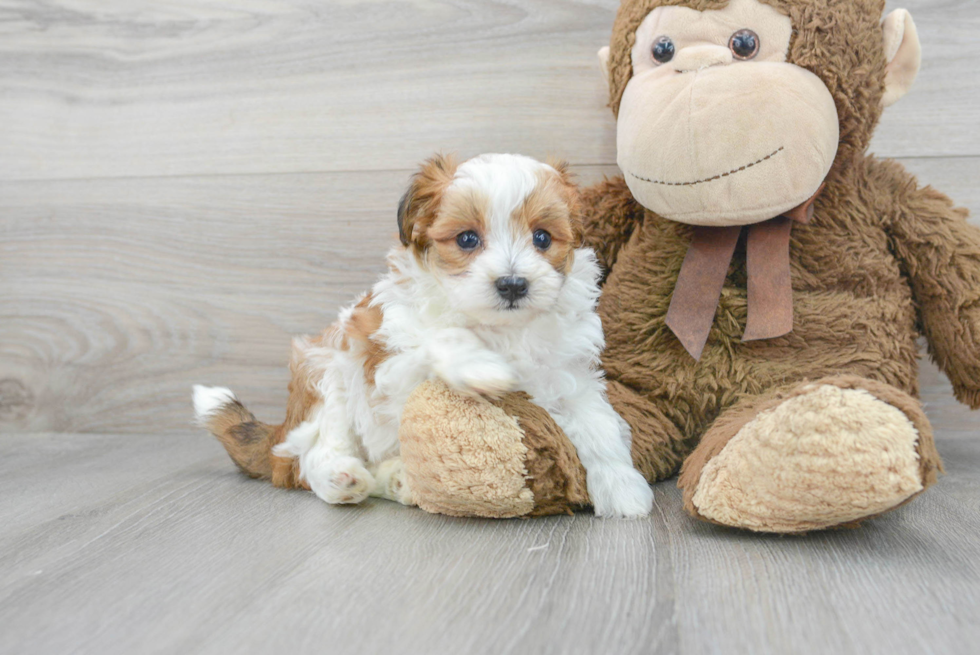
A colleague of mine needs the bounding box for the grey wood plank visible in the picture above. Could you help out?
[0,0,622,181]
[0,433,674,655]
[0,0,976,182]
[0,431,224,535]
[0,431,978,655]
[1,170,404,434]
[3,158,979,435]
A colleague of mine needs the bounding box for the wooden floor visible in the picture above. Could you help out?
[3,372,980,655]
[2,0,980,653]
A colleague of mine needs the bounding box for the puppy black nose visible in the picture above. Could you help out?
[495,276,529,302]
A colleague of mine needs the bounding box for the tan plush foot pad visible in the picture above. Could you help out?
[692,384,928,533]
[400,380,536,518]
[399,381,590,518]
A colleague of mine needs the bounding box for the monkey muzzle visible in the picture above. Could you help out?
[616,61,839,227]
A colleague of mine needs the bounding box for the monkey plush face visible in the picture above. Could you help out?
[616,0,837,225]
[601,0,922,227]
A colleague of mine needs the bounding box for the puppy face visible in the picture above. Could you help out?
[398,153,582,325]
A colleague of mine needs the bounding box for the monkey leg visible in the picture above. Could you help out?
[677,375,943,533]
[399,380,590,518]
[606,379,690,484]
[399,378,688,518]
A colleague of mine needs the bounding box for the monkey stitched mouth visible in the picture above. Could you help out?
[629,146,784,187]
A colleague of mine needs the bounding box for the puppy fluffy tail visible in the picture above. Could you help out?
[193,385,277,479]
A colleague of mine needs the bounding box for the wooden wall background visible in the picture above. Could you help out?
[1,0,979,435]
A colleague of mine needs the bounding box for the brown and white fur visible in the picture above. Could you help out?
[194,153,653,518]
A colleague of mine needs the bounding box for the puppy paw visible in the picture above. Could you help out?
[370,457,415,506]
[306,456,376,505]
[430,328,517,398]
[457,353,517,398]
[587,465,654,519]
[437,350,516,399]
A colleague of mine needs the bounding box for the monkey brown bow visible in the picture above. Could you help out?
[666,184,824,360]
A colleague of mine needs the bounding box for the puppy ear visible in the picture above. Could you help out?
[546,157,575,186]
[396,186,414,247]
[568,190,585,248]
[397,153,458,249]
[547,158,584,246]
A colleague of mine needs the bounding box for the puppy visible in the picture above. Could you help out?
[194,153,653,518]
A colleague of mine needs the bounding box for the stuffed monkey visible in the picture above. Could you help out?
[400,0,978,532]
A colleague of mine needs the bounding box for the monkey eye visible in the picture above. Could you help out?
[729,29,760,60]
[651,36,675,64]
[456,230,481,250]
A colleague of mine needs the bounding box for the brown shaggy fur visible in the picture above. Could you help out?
[492,392,591,516]
[401,0,976,531]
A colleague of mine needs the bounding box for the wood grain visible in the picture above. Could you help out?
[3,158,978,434]
[0,431,978,655]
[0,0,976,182]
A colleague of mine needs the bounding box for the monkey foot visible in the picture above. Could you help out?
[399,380,589,518]
[680,377,942,533]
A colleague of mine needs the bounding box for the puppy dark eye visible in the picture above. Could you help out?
[456,230,481,250]
[652,36,675,64]
[729,29,759,60]
[532,229,552,250]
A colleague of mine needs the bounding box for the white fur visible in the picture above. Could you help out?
[274,154,654,518]
[192,385,236,425]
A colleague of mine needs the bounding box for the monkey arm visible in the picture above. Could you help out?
[579,176,646,278]
[885,163,980,408]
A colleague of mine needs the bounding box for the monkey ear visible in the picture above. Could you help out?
[881,9,921,108]
[546,158,584,245]
[597,46,611,86]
